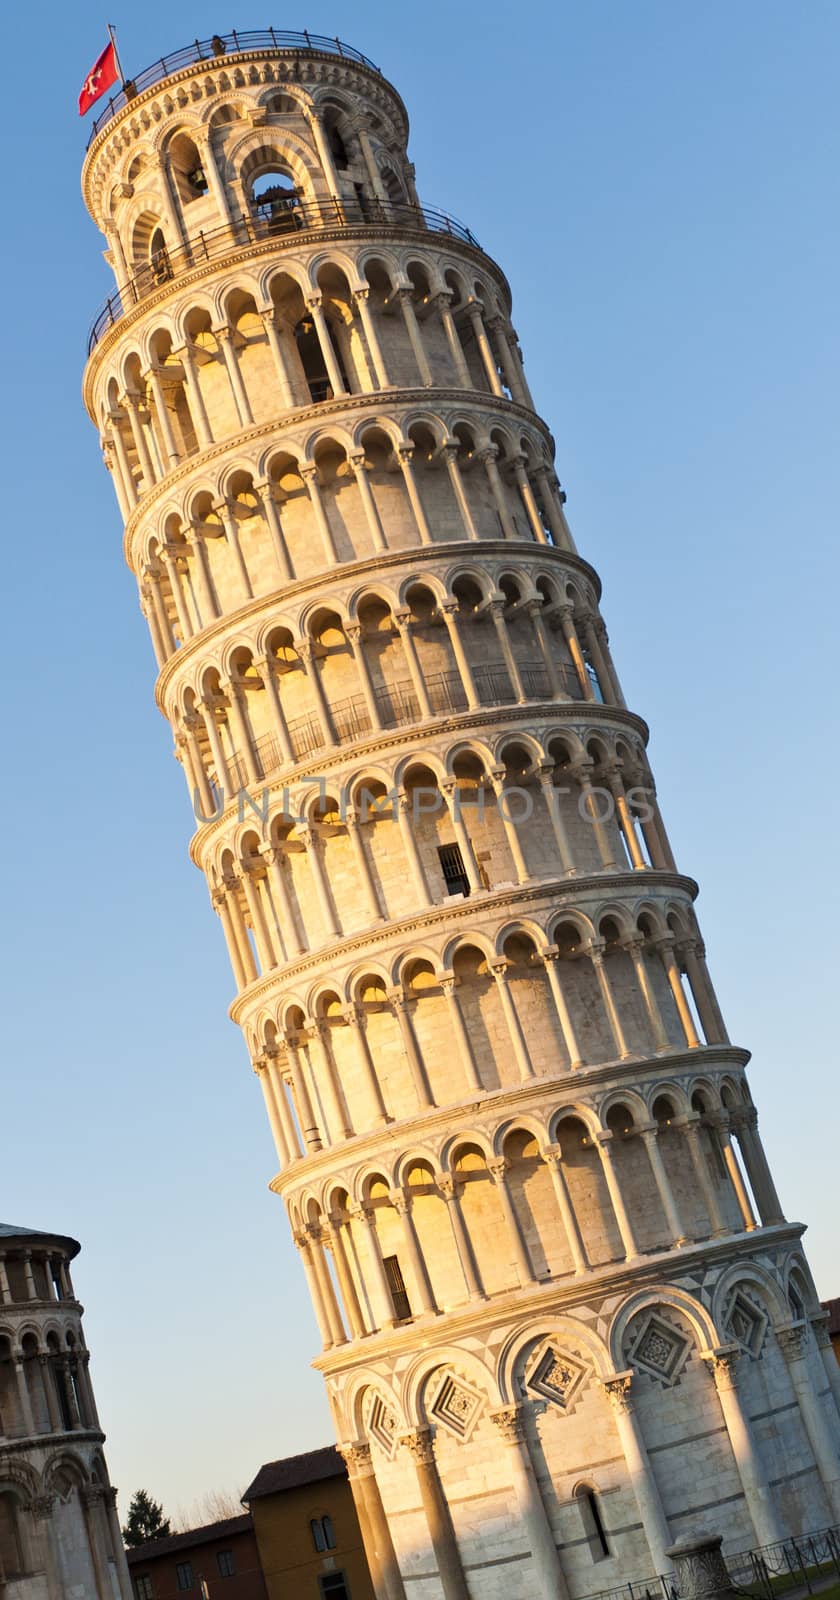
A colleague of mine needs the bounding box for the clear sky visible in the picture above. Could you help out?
[1,0,838,1524]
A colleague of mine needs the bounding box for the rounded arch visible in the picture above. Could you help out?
[402,1344,497,1426]
[609,1286,720,1369]
[497,1315,613,1402]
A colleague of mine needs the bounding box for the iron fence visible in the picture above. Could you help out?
[87,199,480,354]
[88,30,380,143]
[581,1524,840,1600]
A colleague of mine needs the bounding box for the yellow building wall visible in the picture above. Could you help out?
[251,1476,375,1600]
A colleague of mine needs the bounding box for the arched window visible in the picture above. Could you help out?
[294,314,349,402]
[574,1484,610,1560]
[310,1514,337,1552]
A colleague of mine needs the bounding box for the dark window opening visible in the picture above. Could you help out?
[216,1550,235,1576]
[133,1580,154,1600]
[383,1255,412,1322]
[320,1573,351,1600]
[328,125,350,168]
[310,1515,337,1553]
[438,843,470,897]
[576,1486,610,1560]
[176,1562,195,1591]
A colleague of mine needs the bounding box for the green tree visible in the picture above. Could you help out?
[122,1489,171,1548]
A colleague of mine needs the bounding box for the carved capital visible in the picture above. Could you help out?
[337,1439,373,1476]
[700,1343,741,1387]
[489,1404,526,1445]
[776,1321,809,1362]
[400,1425,435,1464]
[30,1494,55,1520]
[601,1371,634,1414]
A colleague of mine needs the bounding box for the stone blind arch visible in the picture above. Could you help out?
[609,1285,719,1370]
[497,1316,613,1403]
[491,1112,550,1157]
[402,1344,497,1427]
[712,1261,789,1331]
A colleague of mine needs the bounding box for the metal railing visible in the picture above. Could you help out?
[87,30,380,143]
[87,199,480,354]
[211,661,586,791]
[581,1524,840,1600]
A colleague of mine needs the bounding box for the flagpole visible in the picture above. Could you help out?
[108,23,126,86]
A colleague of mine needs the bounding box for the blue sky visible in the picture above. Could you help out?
[1,0,837,1519]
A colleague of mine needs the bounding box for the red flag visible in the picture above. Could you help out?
[78,40,119,116]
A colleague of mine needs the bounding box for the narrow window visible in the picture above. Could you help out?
[322,1514,336,1551]
[382,1255,412,1321]
[310,1517,327,1553]
[176,1561,195,1591]
[575,1485,610,1560]
[133,1579,155,1600]
[438,843,470,897]
[216,1550,235,1576]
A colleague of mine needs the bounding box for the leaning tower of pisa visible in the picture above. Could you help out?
[81,30,840,1599]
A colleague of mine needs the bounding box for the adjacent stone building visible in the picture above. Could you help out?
[0,1223,131,1597]
[80,28,840,1600]
[126,1513,266,1599]
[244,1444,373,1600]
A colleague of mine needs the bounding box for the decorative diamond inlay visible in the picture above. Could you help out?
[627,1313,691,1386]
[428,1371,483,1440]
[367,1393,399,1457]
[725,1291,768,1357]
[525,1344,588,1411]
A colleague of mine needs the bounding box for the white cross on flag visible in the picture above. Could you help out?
[78,40,118,116]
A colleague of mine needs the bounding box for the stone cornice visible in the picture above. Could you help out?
[310,1223,804,1378]
[157,537,603,711]
[119,389,553,563]
[0,1428,105,1458]
[270,1043,752,1198]
[229,869,700,1020]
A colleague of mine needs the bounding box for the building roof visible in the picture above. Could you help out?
[0,1224,80,1257]
[822,1297,840,1337]
[126,1513,253,1565]
[243,1445,346,1503]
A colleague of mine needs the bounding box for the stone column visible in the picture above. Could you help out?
[256,656,295,764]
[602,1372,672,1574]
[352,1205,398,1331]
[624,936,672,1053]
[701,1346,786,1544]
[31,1495,62,1600]
[466,301,504,395]
[266,1052,302,1160]
[573,763,619,869]
[594,1134,638,1258]
[122,392,157,489]
[540,947,584,1066]
[398,287,434,385]
[394,611,434,717]
[536,770,577,876]
[441,602,481,707]
[443,444,480,541]
[212,888,246,988]
[299,826,342,941]
[489,1406,571,1600]
[261,842,306,956]
[216,499,253,601]
[38,1354,62,1433]
[160,543,193,640]
[306,1020,352,1140]
[439,973,483,1091]
[325,1217,367,1340]
[396,790,433,905]
[81,1486,113,1598]
[589,944,633,1060]
[259,309,295,407]
[388,987,434,1108]
[488,1159,535,1285]
[677,1116,728,1236]
[254,479,294,579]
[343,1005,391,1125]
[527,600,566,697]
[437,1178,485,1301]
[533,465,573,548]
[283,1032,322,1151]
[440,781,483,893]
[397,446,434,545]
[605,764,647,869]
[300,466,339,562]
[488,769,531,882]
[187,524,219,623]
[639,1125,689,1246]
[215,324,254,426]
[511,455,548,542]
[0,1258,10,1305]
[306,1223,347,1347]
[354,288,391,388]
[13,1354,36,1437]
[434,292,473,388]
[713,1118,758,1231]
[176,341,214,446]
[350,454,388,553]
[776,1323,840,1520]
[308,295,347,395]
[347,622,384,729]
[293,1229,334,1349]
[225,681,260,785]
[732,1110,784,1226]
[401,1428,470,1600]
[145,364,180,466]
[678,939,730,1044]
[490,961,535,1080]
[390,1190,437,1314]
[541,1146,588,1273]
[557,605,596,701]
[338,1442,407,1600]
[106,412,137,509]
[656,937,701,1050]
[488,602,527,702]
[478,445,518,539]
[345,810,384,923]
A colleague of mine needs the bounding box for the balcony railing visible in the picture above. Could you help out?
[87,30,381,143]
[212,662,586,793]
[87,199,480,354]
